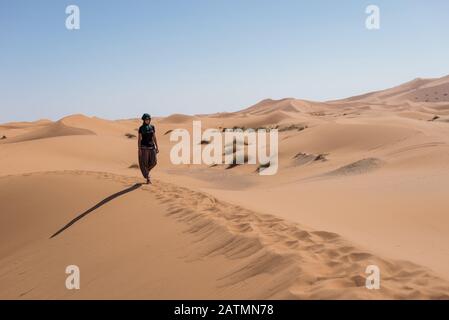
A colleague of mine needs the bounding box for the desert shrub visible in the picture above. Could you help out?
[125,133,136,139]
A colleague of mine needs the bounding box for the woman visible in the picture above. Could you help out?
[138,113,159,184]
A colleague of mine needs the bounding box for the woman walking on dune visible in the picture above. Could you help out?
[138,113,159,184]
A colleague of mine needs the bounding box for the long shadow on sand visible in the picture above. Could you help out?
[50,183,143,239]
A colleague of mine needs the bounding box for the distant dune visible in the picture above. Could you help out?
[230,98,329,116]
[331,75,449,105]
[159,113,199,124]
[2,121,95,144]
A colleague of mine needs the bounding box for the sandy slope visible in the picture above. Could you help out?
[1,76,449,299]
[330,75,449,104]
[1,171,448,299]
[0,172,251,299]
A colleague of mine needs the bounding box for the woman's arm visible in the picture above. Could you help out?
[138,133,142,156]
[153,132,159,153]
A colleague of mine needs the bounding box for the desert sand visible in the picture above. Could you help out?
[1,75,449,299]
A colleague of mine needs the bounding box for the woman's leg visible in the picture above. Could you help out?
[139,148,150,179]
[148,148,157,173]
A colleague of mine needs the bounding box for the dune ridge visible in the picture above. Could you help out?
[331,75,449,105]
[4,170,447,299]
[3,122,95,144]
[2,170,449,299]
[75,171,449,299]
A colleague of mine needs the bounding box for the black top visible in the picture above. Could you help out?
[139,124,155,147]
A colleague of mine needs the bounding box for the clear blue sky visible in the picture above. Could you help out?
[1,0,448,123]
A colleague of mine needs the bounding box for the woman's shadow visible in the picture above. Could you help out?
[50,183,143,239]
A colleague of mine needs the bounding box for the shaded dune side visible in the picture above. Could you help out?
[325,158,384,176]
[144,175,449,299]
[300,158,385,182]
[226,110,293,129]
[3,121,95,143]
[235,98,329,116]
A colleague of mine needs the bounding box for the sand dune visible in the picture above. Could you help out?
[1,171,449,299]
[159,113,199,124]
[2,121,95,144]
[0,172,256,299]
[332,75,449,105]
[151,175,449,299]
[217,111,293,129]
[59,114,135,136]
[1,76,449,299]
[0,119,52,130]
[233,98,329,116]
[0,119,53,141]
